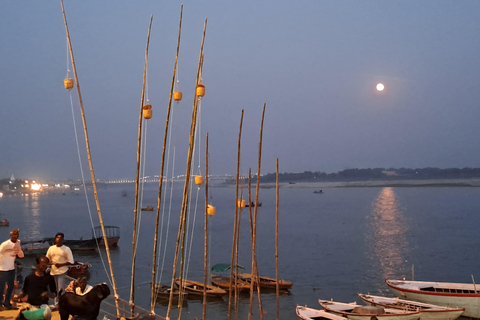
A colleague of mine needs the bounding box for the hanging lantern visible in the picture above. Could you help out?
[196,84,205,97]
[64,78,74,90]
[173,91,183,101]
[143,104,152,119]
[195,175,204,185]
[237,200,246,208]
[207,204,216,216]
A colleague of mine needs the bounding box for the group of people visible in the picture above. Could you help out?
[0,229,89,310]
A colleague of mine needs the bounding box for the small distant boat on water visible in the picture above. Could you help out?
[0,219,9,227]
[386,279,480,318]
[313,190,324,194]
[296,305,348,320]
[245,202,262,207]
[358,293,465,320]
[319,299,421,320]
[141,206,154,211]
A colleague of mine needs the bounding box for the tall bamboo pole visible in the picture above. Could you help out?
[275,158,280,319]
[59,0,119,316]
[252,103,267,320]
[166,18,207,320]
[150,6,183,313]
[203,133,209,320]
[131,15,153,311]
[228,110,244,320]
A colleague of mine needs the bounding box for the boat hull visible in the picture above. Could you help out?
[296,305,348,320]
[386,279,480,318]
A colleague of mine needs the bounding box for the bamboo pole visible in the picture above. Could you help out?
[247,171,254,320]
[252,103,267,320]
[228,110,244,320]
[150,6,183,313]
[275,158,280,319]
[203,133,209,320]
[166,18,207,320]
[59,0,119,316]
[131,15,153,312]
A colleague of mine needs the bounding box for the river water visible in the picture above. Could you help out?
[1,183,479,319]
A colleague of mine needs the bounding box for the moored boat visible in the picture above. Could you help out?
[174,278,227,297]
[358,293,464,320]
[297,305,348,320]
[237,272,293,291]
[210,275,251,291]
[386,279,480,318]
[319,299,421,320]
[66,261,91,277]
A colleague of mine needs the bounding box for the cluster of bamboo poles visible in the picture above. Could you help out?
[59,1,283,319]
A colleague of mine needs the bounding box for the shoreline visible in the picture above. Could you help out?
[257,178,480,189]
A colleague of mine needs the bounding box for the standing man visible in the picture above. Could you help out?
[0,228,24,309]
[46,232,74,307]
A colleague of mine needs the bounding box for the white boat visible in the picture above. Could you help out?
[358,293,464,320]
[386,279,480,318]
[319,299,421,320]
[296,305,348,320]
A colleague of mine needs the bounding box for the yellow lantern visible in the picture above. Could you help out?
[195,175,204,185]
[143,104,152,119]
[237,200,246,208]
[64,78,74,90]
[196,84,205,97]
[173,91,183,101]
[207,204,216,216]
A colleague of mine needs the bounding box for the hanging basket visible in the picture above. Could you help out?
[143,104,152,119]
[196,84,205,97]
[207,204,216,216]
[195,175,204,185]
[64,78,74,90]
[237,200,246,208]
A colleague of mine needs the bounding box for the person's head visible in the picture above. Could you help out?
[55,232,64,247]
[35,256,50,273]
[77,276,88,291]
[10,228,20,242]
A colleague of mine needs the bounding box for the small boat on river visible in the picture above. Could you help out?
[319,299,421,320]
[296,305,348,320]
[237,272,293,291]
[174,278,227,297]
[245,202,262,207]
[66,261,91,277]
[358,293,464,320]
[386,279,480,318]
[0,219,9,227]
[141,206,154,211]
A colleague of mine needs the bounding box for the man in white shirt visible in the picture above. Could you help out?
[46,232,74,307]
[0,228,24,310]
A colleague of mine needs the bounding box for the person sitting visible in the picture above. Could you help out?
[15,256,56,307]
[65,276,92,296]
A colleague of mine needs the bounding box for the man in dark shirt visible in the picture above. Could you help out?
[15,256,56,306]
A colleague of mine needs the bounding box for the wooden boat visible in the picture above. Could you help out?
[296,305,348,320]
[245,202,262,207]
[237,272,293,291]
[358,293,464,320]
[313,190,324,194]
[210,275,251,291]
[66,261,91,277]
[386,279,480,318]
[152,283,188,301]
[92,225,120,247]
[141,206,154,211]
[174,278,227,297]
[0,219,9,227]
[319,299,421,320]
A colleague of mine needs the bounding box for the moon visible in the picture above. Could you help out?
[376,83,385,91]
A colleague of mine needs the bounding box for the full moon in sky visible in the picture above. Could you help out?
[376,83,385,91]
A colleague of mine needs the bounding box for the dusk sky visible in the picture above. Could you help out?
[1,1,479,180]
